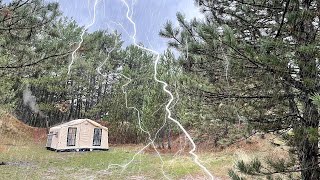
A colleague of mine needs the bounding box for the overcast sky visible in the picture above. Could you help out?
[50,0,203,52]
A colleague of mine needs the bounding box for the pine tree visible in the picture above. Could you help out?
[160,0,320,179]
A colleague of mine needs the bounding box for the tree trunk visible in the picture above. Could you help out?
[297,100,319,180]
[68,97,74,121]
[45,116,49,134]
[296,0,319,176]
[299,137,319,179]
[167,123,171,150]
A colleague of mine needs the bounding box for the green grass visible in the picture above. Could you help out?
[0,143,234,179]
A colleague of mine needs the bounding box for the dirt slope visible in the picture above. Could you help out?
[0,114,47,151]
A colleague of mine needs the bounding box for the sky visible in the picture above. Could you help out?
[49,0,203,52]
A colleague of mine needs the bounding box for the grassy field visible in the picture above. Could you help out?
[0,141,233,179]
[0,114,288,180]
[0,137,290,180]
[0,142,235,180]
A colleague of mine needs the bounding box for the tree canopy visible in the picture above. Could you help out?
[160,0,320,179]
[1,0,320,179]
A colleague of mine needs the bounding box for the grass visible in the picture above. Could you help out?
[0,135,290,180]
[0,114,233,179]
[0,141,235,180]
[0,115,289,180]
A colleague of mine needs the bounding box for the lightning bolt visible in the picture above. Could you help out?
[68,0,216,179]
[119,0,215,179]
[67,0,101,75]
[104,70,171,179]
[96,30,170,179]
[103,72,171,179]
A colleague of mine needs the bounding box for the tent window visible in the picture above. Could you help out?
[93,128,102,146]
[67,127,77,146]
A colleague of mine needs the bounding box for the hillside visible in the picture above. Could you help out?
[0,114,47,151]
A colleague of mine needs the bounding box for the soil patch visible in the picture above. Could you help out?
[0,161,35,167]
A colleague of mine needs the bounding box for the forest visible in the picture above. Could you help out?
[0,0,320,179]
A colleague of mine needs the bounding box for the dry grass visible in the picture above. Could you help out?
[0,114,289,180]
[0,114,46,153]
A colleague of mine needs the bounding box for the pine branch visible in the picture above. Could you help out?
[0,51,72,69]
[274,0,291,38]
[232,0,283,10]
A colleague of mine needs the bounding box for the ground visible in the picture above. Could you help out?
[0,114,288,180]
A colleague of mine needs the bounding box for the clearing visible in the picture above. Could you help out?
[0,114,287,180]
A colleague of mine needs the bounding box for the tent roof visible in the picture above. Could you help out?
[50,119,108,130]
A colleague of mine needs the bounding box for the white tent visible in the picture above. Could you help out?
[46,119,108,151]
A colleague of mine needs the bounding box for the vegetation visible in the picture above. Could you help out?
[160,0,320,179]
[0,114,288,180]
[0,143,228,179]
[1,0,320,179]
[0,0,241,147]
